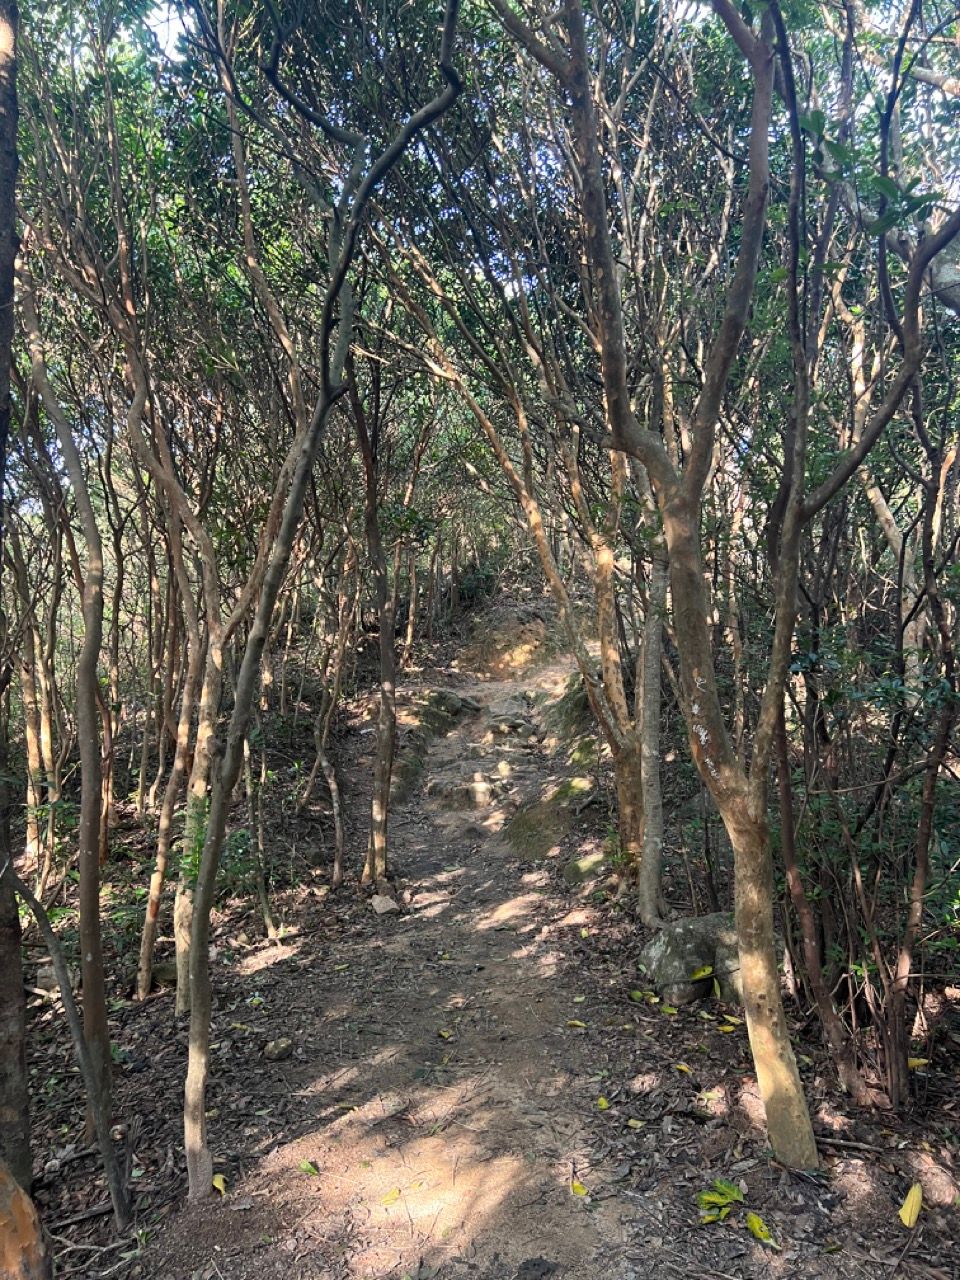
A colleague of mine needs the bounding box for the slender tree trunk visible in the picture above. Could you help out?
[20,629,43,874]
[24,277,115,1140]
[775,704,868,1101]
[0,850,29,1191]
[136,631,203,1001]
[185,384,341,1197]
[637,547,667,925]
[174,657,221,1017]
[401,550,417,668]
[363,520,396,885]
[424,535,440,643]
[10,871,129,1227]
[0,0,29,1193]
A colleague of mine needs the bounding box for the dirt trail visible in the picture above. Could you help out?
[149,655,923,1280]
[153,658,659,1280]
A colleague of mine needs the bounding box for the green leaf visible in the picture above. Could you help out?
[866,209,900,237]
[872,173,900,200]
[298,1160,319,1176]
[799,108,826,138]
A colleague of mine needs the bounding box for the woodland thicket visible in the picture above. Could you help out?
[0,0,959,1252]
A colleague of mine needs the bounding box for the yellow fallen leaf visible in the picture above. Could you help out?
[566,1019,587,1029]
[907,1058,929,1070]
[723,1015,743,1024]
[674,1063,691,1073]
[381,1187,402,1206]
[745,1211,778,1248]
[573,995,586,1003]
[690,965,714,980]
[899,1183,922,1228]
[580,928,589,938]
[211,1173,227,1195]
[570,1179,589,1196]
[661,1005,678,1016]
[597,1096,610,1110]
[626,1118,645,1129]
[700,1205,733,1224]
[718,1024,736,1033]
[438,1028,454,1040]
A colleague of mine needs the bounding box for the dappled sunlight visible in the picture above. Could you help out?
[735,1077,767,1132]
[236,939,304,974]
[829,1154,889,1214]
[814,1102,853,1133]
[627,1070,663,1095]
[475,892,543,931]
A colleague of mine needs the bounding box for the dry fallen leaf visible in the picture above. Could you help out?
[381,1187,402,1206]
[566,1019,587,1029]
[597,1096,610,1110]
[899,1182,923,1228]
[211,1173,227,1196]
[570,1179,589,1197]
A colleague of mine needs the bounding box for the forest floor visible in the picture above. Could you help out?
[23,602,960,1280]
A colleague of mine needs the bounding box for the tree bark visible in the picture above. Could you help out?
[0,0,29,1194]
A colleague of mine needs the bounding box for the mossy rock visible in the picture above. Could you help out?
[569,735,600,767]
[426,689,463,715]
[505,778,590,861]
[552,776,593,802]
[545,673,595,738]
[391,751,425,803]
[562,849,607,885]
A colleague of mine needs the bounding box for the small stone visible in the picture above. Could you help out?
[639,912,745,1005]
[371,894,400,915]
[263,1037,294,1062]
[35,965,57,993]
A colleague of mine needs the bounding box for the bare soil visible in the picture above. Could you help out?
[24,640,960,1280]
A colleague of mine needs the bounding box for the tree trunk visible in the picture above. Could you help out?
[0,1158,51,1280]
[174,653,222,1016]
[23,281,114,1140]
[722,795,819,1168]
[136,631,203,1001]
[401,550,417,668]
[0,864,29,1192]
[637,548,667,926]
[775,704,869,1101]
[0,0,29,1195]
